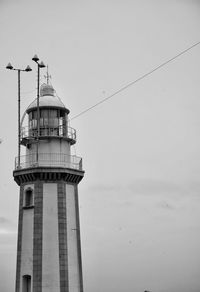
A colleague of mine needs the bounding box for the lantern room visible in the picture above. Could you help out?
[21,83,76,145]
[17,83,82,170]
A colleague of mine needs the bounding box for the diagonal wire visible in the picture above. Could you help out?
[70,41,200,121]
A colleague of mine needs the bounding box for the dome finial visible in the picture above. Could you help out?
[44,65,51,85]
[40,83,55,96]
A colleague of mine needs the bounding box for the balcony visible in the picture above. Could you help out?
[15,153,83,171]
[20,125,76,145]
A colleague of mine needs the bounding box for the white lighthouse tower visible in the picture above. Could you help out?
[13,81,84,292]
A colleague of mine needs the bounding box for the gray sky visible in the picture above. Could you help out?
[0,0,200,291]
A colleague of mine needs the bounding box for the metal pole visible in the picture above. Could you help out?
[18,70,21,168]
[6,63,32,168]
[36,64,40,164]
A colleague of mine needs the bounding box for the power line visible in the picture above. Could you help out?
[70,41,200,121]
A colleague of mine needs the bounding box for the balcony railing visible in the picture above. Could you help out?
[21,125,76,142]
[15,153,83,171]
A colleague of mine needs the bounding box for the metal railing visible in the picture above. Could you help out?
[15,153,82,170]
[21,125,76,141]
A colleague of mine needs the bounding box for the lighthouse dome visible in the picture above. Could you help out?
[26,83,69,114]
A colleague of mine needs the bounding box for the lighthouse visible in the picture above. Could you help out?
[13,81,84,292]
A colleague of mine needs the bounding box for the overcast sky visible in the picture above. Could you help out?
[0,0,200,291]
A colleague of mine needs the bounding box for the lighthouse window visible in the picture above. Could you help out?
[49,109,59,127]
[40,109,48,127]
[22,275,31,292]
[24,188,34,207]
[28,109,66,137]
[29,111,37,130]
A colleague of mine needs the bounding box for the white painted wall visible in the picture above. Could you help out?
[42,183,60,292]
[27,139,70,156]
[25,139,71,168]
[66,184,80,292]
[20,184,34,292]
[38,139,71,155]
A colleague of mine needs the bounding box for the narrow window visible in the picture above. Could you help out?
[22,275,31,292]
[24,188,33,207]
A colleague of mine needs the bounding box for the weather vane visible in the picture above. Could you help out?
[44,65,51,84]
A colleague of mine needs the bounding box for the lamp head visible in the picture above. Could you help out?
[39,61,45,68]
[32,54,39,62]
[25,65,32,72]
[6,62,13,70]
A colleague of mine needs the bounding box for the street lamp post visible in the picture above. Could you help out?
[32,55,45,164]
[6,62,32,168]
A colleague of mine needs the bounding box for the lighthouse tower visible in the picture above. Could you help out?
[13,82,84,292]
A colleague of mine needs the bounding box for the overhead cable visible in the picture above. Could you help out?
[70,41,200,121]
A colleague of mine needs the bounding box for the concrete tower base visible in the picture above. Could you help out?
[14,168,84,292]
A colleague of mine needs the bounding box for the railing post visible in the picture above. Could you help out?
[79,158,82,170]
[15,153,82,170]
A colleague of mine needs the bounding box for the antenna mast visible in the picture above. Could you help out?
[44,65,51,84]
